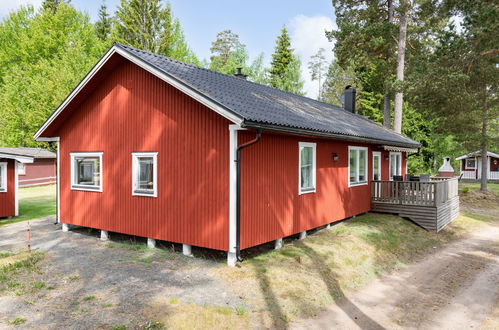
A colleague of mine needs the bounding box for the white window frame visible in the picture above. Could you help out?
[372,151,381,181]
[0,162,7,193]
[389,152,402,180]
[70,152,103,192]
[465,157,476,170]
[298,142,316,195]
[132,152,158,198]
[348,146,369,187]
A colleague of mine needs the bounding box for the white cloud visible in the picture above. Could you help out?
[289,14,335,98]
[0,0,42,18]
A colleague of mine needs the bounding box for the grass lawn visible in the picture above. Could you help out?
[459,182,499,195]
[216,210,498,328]
[0,185,56,227]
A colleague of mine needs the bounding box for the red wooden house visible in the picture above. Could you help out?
[0,148,56,187]
[456,150,499,181]
[0,151,34,218]
[34,43,420,265]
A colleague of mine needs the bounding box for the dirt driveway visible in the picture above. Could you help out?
[0,218,244,329]
[291,222,499,330]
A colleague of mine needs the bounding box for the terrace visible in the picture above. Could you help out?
[371,177,459,232]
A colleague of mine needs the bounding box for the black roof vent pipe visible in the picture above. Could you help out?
[234,67,248,80]
[341,85,356,113]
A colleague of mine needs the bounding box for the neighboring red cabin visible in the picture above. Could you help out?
[0,148,56,187]
[0,153,34,218]
[35,43,418,265]
[456,150,499,181]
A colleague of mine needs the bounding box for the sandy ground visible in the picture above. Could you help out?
[0,218,242,329]
[291,221,499,330]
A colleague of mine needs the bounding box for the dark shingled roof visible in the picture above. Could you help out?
[0,147,55,159]
[115,43,420,148]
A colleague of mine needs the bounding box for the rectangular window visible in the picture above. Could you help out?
[299,142,316,194]
[465,158,476,169]
[373,152,381,180]
[348,146,368,186]
[132,152,158,197]
[70,152,103,192]
[0,162,7,193]
[389,152,402,180]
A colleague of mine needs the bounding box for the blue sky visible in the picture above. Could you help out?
[0,0,336,97]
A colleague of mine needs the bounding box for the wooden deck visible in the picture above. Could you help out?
[371,178,459,232]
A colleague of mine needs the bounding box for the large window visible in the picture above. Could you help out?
[372,152,381,181]
[389,152,402,180]
[465,158,476,169]
[70,152,103,192]
[349,146,368,186]
[299,142,316,194]
[132,152,158,197]
[0,162,7,193]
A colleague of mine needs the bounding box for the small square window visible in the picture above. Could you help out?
[0,162,7,193]
[132,152,158,197]
[465,158,476,169]
[70,152,103,192]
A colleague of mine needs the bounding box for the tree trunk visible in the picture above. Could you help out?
[383,0,394,129]
[393,2,408,134]
[480,99,488,192]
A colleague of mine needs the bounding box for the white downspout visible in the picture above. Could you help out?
[228,124,245,266]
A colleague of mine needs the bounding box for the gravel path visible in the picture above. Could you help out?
[291,221,499,330]
[0,218,243,329]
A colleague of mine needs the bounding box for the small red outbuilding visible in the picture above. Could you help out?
[34,43,420,265]
[0,148,56,187]
[0,152,34,218]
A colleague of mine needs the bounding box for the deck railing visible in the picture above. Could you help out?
[372,178,458,207]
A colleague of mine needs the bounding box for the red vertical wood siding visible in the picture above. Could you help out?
[0,159,16,217]
[238,132,406,249]
[54,61,231,251]
[19,159,56,187]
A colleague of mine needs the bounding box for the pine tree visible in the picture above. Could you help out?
[308,48,327,99]
[113,0,198,63]
[95,1,111,42]
[269,27,293,88]
[209,30,248,74]
[42,0,69,15]
[269,27,304,95]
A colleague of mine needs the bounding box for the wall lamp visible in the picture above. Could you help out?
[332,152,339,162]
[384,154,389,161]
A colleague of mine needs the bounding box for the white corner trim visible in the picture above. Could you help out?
[0,162,7,193]
[348,146,368,187]
[70,152,103,192]
[229,124,246,254]
[34,46,243,141]
[14,161,18,216]
[56,141,60,223]
[131,152,158,198]
[298,142,317,195]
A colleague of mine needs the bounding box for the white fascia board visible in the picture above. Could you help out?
[34,45,243,141]
[0,153,34,164]
[36,137,60,142]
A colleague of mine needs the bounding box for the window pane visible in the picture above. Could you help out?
[138,157,154,190]
[359,150,366,181]
[350,149,357,183]
[0,166,4,190]
[300,146,313,190]
[75,157,100,186]
[373,155,379,180]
